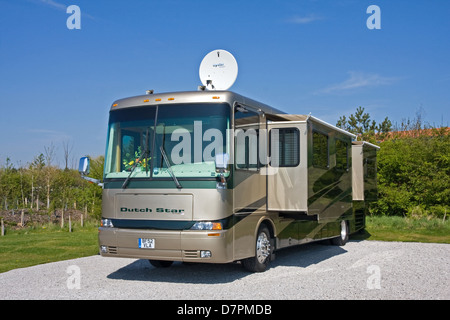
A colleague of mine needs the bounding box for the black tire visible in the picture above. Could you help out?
[149,260,173,268]
[331,220,349,246]
[242,225,272,273]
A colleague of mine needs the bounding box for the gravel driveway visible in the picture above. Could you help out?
[1,240,449,300]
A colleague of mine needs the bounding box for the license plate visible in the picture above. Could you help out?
[138,238,155,249]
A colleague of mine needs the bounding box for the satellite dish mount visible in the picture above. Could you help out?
[199,49,238,91]
[206,79,214,90]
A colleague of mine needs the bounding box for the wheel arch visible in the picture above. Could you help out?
[256,218,276,248]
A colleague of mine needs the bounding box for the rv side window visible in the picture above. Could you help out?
[312,131,328,168]
[235,106,260,171]
[365,156,377,180]
[335,139,349,171]
[269,128,300,167]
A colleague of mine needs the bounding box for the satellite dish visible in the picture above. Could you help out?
[199,49,238,90]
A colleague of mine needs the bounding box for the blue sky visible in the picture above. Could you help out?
[1,0,449,167]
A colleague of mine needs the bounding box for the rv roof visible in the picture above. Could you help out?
[270,114,308,121]
[352,141,381,149]
[110,90,284,115]
[270,114,357,139]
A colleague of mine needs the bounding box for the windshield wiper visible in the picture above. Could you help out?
[122,149,149,189]
[160,146,182,189]
[122,128,150,189]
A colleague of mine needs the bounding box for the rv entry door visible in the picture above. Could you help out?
[267,122,308,212]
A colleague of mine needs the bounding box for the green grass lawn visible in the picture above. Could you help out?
[0,216,448,274]
[0,222,99,273]
[352,216,450,243]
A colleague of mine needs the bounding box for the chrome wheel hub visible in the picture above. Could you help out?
[340,220,348,240]
[256,232,271,264]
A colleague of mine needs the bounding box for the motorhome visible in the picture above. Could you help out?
[79,51,379,272]
[79,90,380,272]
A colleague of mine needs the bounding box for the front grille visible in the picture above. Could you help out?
[108,246,118,254]
[183,250,199,258]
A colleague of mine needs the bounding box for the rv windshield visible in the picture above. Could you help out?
[104,103,230,180]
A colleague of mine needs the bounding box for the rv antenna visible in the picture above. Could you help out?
[199,49,238,91]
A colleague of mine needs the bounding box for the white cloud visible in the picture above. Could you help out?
[37,0,66,11]
[287,14,324,24]
[317,71,398,94]
[31,0,95,19]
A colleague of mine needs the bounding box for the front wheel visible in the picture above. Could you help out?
[331,220,349,246]
[242,225,272,273]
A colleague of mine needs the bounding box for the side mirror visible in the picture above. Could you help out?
[215,153,230,171]
[78,156,103,187]
[78,157,90,175]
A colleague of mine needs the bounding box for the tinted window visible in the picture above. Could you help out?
[270,128,300,167]
[336,139,349,171]
[313,131,328,168]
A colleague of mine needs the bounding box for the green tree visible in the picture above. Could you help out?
[336,106,392,140]
[28,153,46,210]
[337,107,449,218]
[373,133,450,217]
[81,155,104,219]
[0,149,106,231]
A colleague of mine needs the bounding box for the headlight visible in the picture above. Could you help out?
[101,218,114,228]
[200,250,212,258]
[190,221,222,230]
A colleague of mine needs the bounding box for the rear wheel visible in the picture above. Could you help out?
[149,260,173,268]
[242,225,272,272]
[331,220,349,246]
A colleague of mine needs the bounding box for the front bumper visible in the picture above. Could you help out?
[98,227,234,263]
